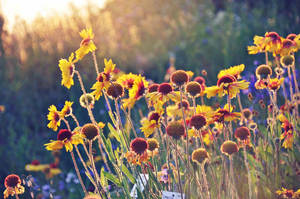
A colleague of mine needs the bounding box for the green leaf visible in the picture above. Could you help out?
[121,164,136,184]
[108,122,120,143]
[103,171,121,187]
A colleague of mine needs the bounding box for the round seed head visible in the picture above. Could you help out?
[81,123,99,140]
[186,81,202,97]
[4,174,21,188]
[158,83,173,95]
[147,138,159,151]
[234,126,250,140]
[190,114,206,130]
[201,69,207,76]
[130,137,148,154]
[256,65,272,79]
[57,129,73,141]
[148,83,159,93]
[170,70,189,86]
[192,148,209,165]
[242,108,252,120]
[107,82,124,98]
[221,140,239,156]
[79,93,95,108]
[166,121,185,139]
[280,55,295,67]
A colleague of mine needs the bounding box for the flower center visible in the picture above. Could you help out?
[5,174,21,188]
[217,75,236,87]
[148,112,160,123]
[158,83,172,95]
[57,129,72,141]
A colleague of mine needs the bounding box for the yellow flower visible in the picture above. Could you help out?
[217,64,245,79]
[98,122,106,129]
[213,104,241,123]
[25,160,49,172]
[42,163,62,179]
[167,100,192,119]
[205,75,249,99]
[278,39,297,56]
[117,73,138,90]
[196,105,215,122]
[268,78,284,91]
[248,35,266,54]
[278,114,294,149]
[75,28,96,60]
[140,112,161,137]
[58,53,76,89]
[147,83,180,105]
[45,129,84,152]
[47,105,61,131]
[122,75,149,109]
[4,174,25,199]
[276,187,294,198]
[60,101,73,118]
[91,59,115,100]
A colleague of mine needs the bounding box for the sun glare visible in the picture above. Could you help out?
[1,0,106,30]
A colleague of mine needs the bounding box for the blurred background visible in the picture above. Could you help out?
[0,0,299,198]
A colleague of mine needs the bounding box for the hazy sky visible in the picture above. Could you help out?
[1,0,106,30]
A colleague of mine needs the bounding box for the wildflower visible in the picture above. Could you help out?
[201,69,207,76]
[213,104,241,123]
[140,111,161,137]
[45,129,84,152]
[81,123,99,141]
[268,78,284,91]
[106,82,124,99]
[42,163,62,179]
[122,75,148,109]
[248,32,283,55]
[60,101,73,118]
[194,76,206,86]
[278,39,297,56]
[79,93,95,109]
[130,138,148,155]
[205,74,249,99]
[75,28,96,60]
[125,138,149,165]
[221,140,239,156]
[147,83,180,105]
[91,59,116,100]
[192,148,209,165]
[167,100,192,118]
[190,114,207,130]
[242,108,253,121]
[196,105,215,122]
[170,70,189,86]
[117,73,138,89]
[25,160,49,172]
[47,105,61,131]
[280,55,295,67]
[248,35,266,54]
[148,83,159,93]
[217,64,245,80]
[4,174,25,199]
[276,187,294,198]
[278,114,294,149]
[186,81,202,97]
[166,121,185,139]
[58,53,76,89]
[147,138,159,157]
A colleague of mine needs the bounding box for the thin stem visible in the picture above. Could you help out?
[275,56,288,101]
[71,113,80,127]
[201,164,211,199]
[120,105,138,137]
[175,140,184,199]
[237,93,243,112]
[287,66,294,101]
[70,151,87,195]
[291,65,299,94]
[92,51,100,75]
[243,146,252,199]
[62,118,71,131]
[192,97,196,115]
[15,194,20,199]
[229,156,238,199]
[114,99,130,150]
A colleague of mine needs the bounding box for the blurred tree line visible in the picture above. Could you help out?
[0,0,300,195]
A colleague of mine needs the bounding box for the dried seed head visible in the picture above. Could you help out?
[275,67,284,76]
[201,69,207,76]
[249,122,257,131]
[242,108,252,120]
[148,83,159,93]
[79,93,95,108]
[234,126,250,140]
[107,82,124,98]
[256,65,272,79]
[192,148,209,165]
[158,83,173,95]
[4,174,21,188]
[147,138,159,151]
[171,70,189,86]
[186,81,202,97]
[81,123,99,140]
[280,55,295,67]
[247,93,253,101]
[221,140,239,156]
[57,129,73,141]
[166,121,185,139]
[130,137,148,154]
[190,114,206,130]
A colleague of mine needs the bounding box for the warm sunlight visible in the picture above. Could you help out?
[1,0,106,29]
